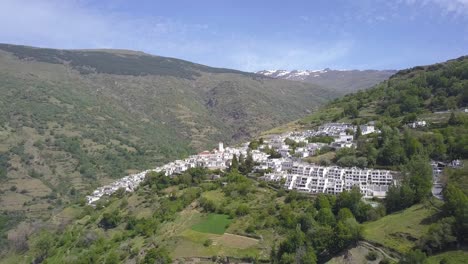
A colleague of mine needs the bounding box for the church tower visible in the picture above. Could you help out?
[218,142,224,152]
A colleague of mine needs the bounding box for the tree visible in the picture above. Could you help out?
[203,239,213,247]
[333,218,361,252]
[337,208,354,221]
[448,112,461,126]
[99,210,121,229]
[402,113,417,124]
[143,248,172,264]
[315,194,332,210]
[236,204,250,216]
[378,138,406,165]
[268,148,282,158]
[356,157,368,168]
[403,131,423,158]
[298,213,317,233]
[295,246,317,264]
[240,152,254,174]
[355,125,362,139]
[230,154,239,172]
[401,95,421,113]
[316,208,335,226]
[337,156,358,167]
[248,140,259,150]
[385,104,401,117]
[420,217,457,253]
[442,184,468,242]
[344,101,359,118]
[308,225,334,255]
[399,249,427,264]
[406,155,432,202]
[31,230,54,262]
[275,227,313,263]
[385,183,415,213]
[335,187,362,216]
[367,146,378,166]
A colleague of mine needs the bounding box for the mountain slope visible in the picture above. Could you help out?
[0,43,337,222]
[2,52,468,263]
[256,68,396,95]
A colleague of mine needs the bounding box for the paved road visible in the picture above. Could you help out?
[432,181,444,200]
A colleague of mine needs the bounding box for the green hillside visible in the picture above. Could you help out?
[1,47,468,263]
[270,55,468,263]
[0,169,378,263]
[0,44,337,229]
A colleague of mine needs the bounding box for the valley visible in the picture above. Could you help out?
[1,53,467,263]
[1,1,468,263]
[0,43,337,227]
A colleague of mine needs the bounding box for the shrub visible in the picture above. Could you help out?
[379,258,391,264]
[366,251,378,261]
[203,239,213,247]
[245,225,255,233]
[143,248,172,264]
[99,210,121,229]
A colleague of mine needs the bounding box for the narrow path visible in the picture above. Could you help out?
[223,232,260,242]
[359,241,398,262]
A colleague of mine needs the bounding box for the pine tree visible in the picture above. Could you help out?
[448,112,460,126]
[355,125,362,139]
[230,154,239,172]
[244,152,254,173]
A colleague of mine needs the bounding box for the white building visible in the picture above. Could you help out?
[408,120,427,128]
[283,163,393,198]
[360,125,375,135]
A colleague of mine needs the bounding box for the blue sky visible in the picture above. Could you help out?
[1,0,468,71]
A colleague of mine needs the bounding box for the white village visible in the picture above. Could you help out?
[86,122,461,204]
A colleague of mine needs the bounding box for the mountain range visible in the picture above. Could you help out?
[2,49,467,263]
[256,68,396,94]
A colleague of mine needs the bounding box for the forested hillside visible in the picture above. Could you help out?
[268,55,468,262]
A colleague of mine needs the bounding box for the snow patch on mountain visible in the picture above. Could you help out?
[256,69,334,80]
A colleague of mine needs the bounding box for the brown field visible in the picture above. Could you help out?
[214,233,259,249]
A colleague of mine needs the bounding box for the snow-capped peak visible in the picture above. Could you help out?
[256,69,334,80]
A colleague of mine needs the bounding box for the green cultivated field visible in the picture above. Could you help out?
[191,213,232,235]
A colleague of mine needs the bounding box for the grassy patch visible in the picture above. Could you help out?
[191,213,232,235]
[304,151,336,164]
[173,229,260,259]
[426,250,468,264]
[362,203,439,253]
[201,190,225,208]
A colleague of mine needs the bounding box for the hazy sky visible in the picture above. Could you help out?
[1,0,468,71]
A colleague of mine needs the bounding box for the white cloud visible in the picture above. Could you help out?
[0,0,210,55]
[403,0,468,16]
[0,0,356,71]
